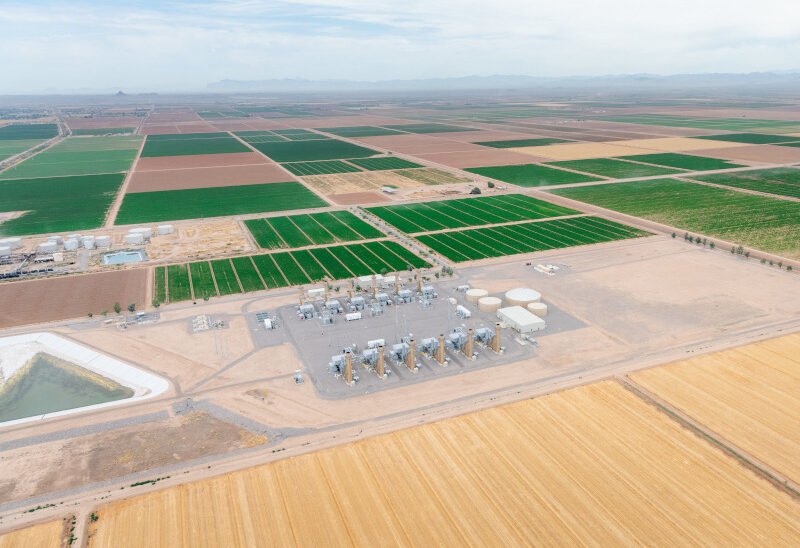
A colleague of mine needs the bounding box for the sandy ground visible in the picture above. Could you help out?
[327,191,392,205]
[301,169,456,194]
[66,116,140,130]
[147,111,201,123]
[0,270,148,329]
[145,219,251,261]
[692,144,800,164]
[127,164,293,192]
[511,142,661,160]
[611,137,750,152]
[135,152,268,171]
[414,149,539,167]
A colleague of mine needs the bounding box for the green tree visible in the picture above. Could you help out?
[487,181,495,188]
[87,312,93,318]
[151,299,160,308]
[127,303,136,313]
[469,187,481,194]
[113,302,121,314]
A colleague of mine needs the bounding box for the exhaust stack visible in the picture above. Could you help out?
[298,287,304,305]
[377,345,385,377]
[463,328,474,359]
[344,351,353,384]
[405,339,416,371]
[435,333,446,365]
[490,323,501,353]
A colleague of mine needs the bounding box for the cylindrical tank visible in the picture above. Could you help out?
[63,238,80,251]
[0,246,10,257]
[505,287,542,307]
[157,224,174,235]
[38,241,58,254]
[81,236,95,249]
[95,235,111,247]
[527,302,548,317]
[466,288,488,303]
[129,227,152,239]
[0,237,22,250]
[124,233,144,245]
[47,235,63,245]
[66,234,82,241]
[478,296,502,312]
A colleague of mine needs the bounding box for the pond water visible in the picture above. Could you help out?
[0,353,134,423]
[102,250,146,265]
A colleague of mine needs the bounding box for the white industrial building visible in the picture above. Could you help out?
[496,306,546,333]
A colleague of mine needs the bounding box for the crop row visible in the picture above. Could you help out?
[245,210,384,249]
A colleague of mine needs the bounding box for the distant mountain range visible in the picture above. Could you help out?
[207,72,800,93]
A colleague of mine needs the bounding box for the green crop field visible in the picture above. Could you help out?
[617,153,744,171]
[290,250,328,281]
[272,129,316,135]
[153,266,167,304]
[692,133,800,145]
[230,257,266,292]
[365,194,579,233]
[348,156,422,171]
[777,142,800,148]
[247,211,384,249]
[473,137,571,148]
[166,264,192,302]
[141,133,249,157]
[546,158,684,179]
[308,247,351,278]
[318,126,404,137]
[115,181,327,224]
[594,114,800,134]
[271,252,311,285]
[416,216,651,262]
[465,164,605,187]
[251,254,288,288]
[210,259,242,295]
[0,173,125,236]
[282,160,361,176]
[382,123,477,133]
[0,139,45,161]
[550,178,800,259]
[248,139,378,162]
[189,261,217,299]
[0,136,142,179]
[238,133,287,143]
[692,168,800,199]
[0,124,58,140]
[70,127,136,136]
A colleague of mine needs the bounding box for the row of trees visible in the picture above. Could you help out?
[87,302,136,318]
[674,232,793,271]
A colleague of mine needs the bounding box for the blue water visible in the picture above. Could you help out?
[102,250,146,265]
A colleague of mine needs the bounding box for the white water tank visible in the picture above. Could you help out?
[124,233,145,245]
[47,235,63,245]
[0,237,22,250]
[66,234,82,241]
[129,227,152,239]
[527,302,548,317]
[504,287,542,307]
[81,236,96,249]
[95,235,111,247]
[38,241,57,254]
[157,224,174,235]
[63,238,80,251]
[466,288,488,303]
[0,246,10,257]
[478,296,502,312]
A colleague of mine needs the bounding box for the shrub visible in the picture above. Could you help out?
[709,242,715,249]
[151,299,160,308]
[671,232,676,239]
[127,303,136,312]
[469,187,481,194]
[113,302,121,314]
[487,181,495,188]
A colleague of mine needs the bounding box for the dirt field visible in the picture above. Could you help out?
[66,117,140,130]
[630,332,800,483]
[147,111,201,123]
[692,144,800,164]
[0,412,266,503]
[302,168,455,194]
[512,142,660,160]
[145,219,251,261]
[135,152,268,171]
[0,519,66,548]
[127,164,293,192]
[0,270,148,329]
[353,134,483,154]
[610,137,749,152]
[140,124,180,135]
[327,191,392,204]
[415,148,538,167]
[437,130,535,142]
[86,380,800,546]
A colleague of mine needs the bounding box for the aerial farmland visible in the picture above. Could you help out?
[0,92,799,547]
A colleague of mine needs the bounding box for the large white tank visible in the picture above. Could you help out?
[157,224,174,235]
[63,238,80,251]
[47,235,63,245]
[465,288,488,303]
[124,233,145,245]
[0,237,22,250]
[81,236,96,249]
[129,227,152,239]
[0,246,10,257]
[527,302,548,317]
[38,241,58,254]
[66,234,82,241]
[504,287,542,307]
[95,235,111,247]
[478,296,502,312]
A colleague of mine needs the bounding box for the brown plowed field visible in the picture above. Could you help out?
[135,152,268,171]
[327,191,392,204]
[284,115,417,128]
[176,123,218,134]
[147,111,201,123]
[127,164,293,192]
[631,332,800,483]
[438,130,535,142]
[140,124,180,135]
[415,149,539,168]
[87,380,800,547]
[66,116,141,129]
[0,519,66,548]
[0,270,148,328]
[353,134,484,153]
[693,144,800,164]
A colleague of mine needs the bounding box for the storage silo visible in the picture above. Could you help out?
[124,233,145,245]
[0,237,22,250]
[527,302,548,317]
[95,235,111,247]
[0,246,10,257]
[465,288,488,303]
[129,227,152,239]
[38,241,58,254]
[66,234,82,241]
[81,236,96,249]
[63,238,80,251]
[47,235,63,246]
[478,296,502,312]
[504,287,542,307]
[157,224,174,235]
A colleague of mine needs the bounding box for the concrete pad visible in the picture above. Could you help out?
[512,142,660,161]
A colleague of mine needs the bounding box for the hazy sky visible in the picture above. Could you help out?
[2,0,800,93]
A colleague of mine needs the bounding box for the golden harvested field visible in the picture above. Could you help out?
[88,380,800,547]
[631,332,800,483]
[612,137,750,152]
[302,168,461,194]
[0,519,65,548]
[511,141,658,160]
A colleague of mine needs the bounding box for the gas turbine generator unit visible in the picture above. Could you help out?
[396,289,414,304]
[421,285,437,300]
[349,295,366,311]
[297,303,315,320]
[325,299,344,314]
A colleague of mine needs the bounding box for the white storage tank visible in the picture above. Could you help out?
[81,236,96,249]
[47,235,63,245]
[63,238,80,251]
[0,246,10,257]
[527,302,548,317]
[129,227,152,239]
[38,241,58,254]
[66,234,82,241]
[0,237,22,250]
[478,296,502,312]
[124,233,145,245]
[466,288,488,303]
[95,235,111,247]
[157,224,174,235]
[504,287,542,307]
